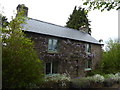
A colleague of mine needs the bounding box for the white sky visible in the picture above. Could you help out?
[0,0,118,45]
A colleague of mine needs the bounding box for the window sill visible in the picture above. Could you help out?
[45,74,53,76]
[45,73,58,76]
[47,51,58,53]
[84,68,92,71]
[85,52,91,54]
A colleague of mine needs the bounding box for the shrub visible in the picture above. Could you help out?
[2,11,43,88]
[86,70,105,76]
[100,39,120,74]
[87,39,120,75]
[71,77,90,88]
[104,73,120,86]
[44,73,71,82]
[87,74,104,83]
[71,73,120,88]
[71,74,104,88]
[40,74,71,88]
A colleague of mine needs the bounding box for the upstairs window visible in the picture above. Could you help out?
[85,44,91,53]
[48,39,58,52]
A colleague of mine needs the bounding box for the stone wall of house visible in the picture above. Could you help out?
[25,31,102,78]
[91,44,102,69]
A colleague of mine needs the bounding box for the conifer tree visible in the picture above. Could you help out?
[66,6,91,34]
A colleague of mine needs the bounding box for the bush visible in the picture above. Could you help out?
[39,74,71,88]
[71,73,120,88]
[71,74,104,88]
[87,39,120,75]
[71,77,90,88]
[2,11,43,88]
[44,73,71,82]
[3,33,44,88]
[104,74,120,82]
[103,73,120,86]
[86,70,105,76]
[87,74,104,83]
[100,39,120,74]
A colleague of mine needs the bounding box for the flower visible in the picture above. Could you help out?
[105,73,120,82]
[86,74,104,83]
[44,73,71,82]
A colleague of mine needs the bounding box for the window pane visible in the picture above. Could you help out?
[88,60,91,68]
[52,62,58,73]
[48,39,53,51]
[87,44,89,52]
[85,60,91,69]
[48,39,58,52]
[46,63,51,74]
[88,44,91,52]
[85,44,90,52]
[85,44,87,52]
[85,60,88,68]
[52,39,58,51]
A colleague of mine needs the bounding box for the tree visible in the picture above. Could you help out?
[66,6,91,34]
[83,0,120,11]
[86,39,120,76]
[0,14,9,29]
[1,16,9,28]
[100,39,120,74]
[2,10,43,88]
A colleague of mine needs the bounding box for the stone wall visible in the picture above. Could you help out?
[91,44,102,69]
[25,31,102,78]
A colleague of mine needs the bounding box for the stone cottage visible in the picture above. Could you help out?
[18,4,103,78]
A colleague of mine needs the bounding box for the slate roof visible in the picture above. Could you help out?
[23,18,101,45]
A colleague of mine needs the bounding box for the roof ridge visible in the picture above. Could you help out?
[24,17,102,45]
[29,17,84,33]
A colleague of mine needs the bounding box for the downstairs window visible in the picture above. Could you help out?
[45,62,58,74]
[84,59,92,71]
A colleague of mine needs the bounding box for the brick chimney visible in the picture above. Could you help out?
[79,26,88,33]
[79,25,91,35]
[16,4,28,17]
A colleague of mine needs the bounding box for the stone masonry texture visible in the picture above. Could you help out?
[25,31,102,78]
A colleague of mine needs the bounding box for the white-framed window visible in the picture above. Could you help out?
[84,60,92,71]
[48,39,58,52]
[85,44,91,53]
[45,62,58,74]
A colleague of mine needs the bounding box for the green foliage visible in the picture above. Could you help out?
[86,39,120,76]
[71,73,120,88]
[83,0,120,11]
[100,39,120,74]
[66,6,91,34]
[71,77,90,88]
[86,70,105,76]
[86,74,105,83]
[44,74,71,82]
[2,11,43,88]
[2,16,9,28]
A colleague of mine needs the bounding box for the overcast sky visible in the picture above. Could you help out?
[0,0,118,46]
